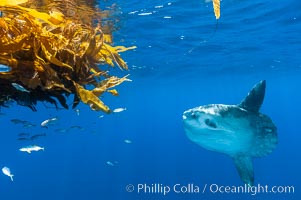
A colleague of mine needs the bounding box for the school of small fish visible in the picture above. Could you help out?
[2,106,131,182]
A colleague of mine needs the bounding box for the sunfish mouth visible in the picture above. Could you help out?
[183,109,220,131]
[182,109,199,120]
[182,109,193,120]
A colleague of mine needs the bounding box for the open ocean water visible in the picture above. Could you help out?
[0,0,300,199]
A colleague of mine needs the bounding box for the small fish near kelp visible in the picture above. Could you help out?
[113,107,127,113]
[41,117,58,128]
[124,139,132,144]
[11,119,29,125]
[11,83,30,93]
[0,64,12,72]
[23,122,36,128]
[17,133,46,141]
[11,119,36,128]
[69,125,84,131]
[18,133,30,137]
[55,128,69,133]
[106,161,119,167]
[17,137,31,141]
[19,145,45,154]
[30,133,47,141]
[2,166,14,181]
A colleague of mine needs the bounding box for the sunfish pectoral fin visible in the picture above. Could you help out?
[232,155,254,186]
[238,80,266,113]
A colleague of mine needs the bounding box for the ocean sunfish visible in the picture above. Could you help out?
[183,80,277,185]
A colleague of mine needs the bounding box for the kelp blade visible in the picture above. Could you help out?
[213,0,220,19]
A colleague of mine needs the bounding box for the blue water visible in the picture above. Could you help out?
[0,0,300,199]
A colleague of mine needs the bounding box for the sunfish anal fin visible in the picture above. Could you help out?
[239,80,266,113]
[233,155,254,186]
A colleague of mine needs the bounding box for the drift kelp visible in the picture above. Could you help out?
[212,0,220,19]
[0,0,134,112]
[205,0,220,19]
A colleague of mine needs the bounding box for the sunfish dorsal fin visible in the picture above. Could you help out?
[233,155,254,186]
[239,80,266,113]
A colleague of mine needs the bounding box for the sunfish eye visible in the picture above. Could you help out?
[205,119,217,128]
[191,112,198,119]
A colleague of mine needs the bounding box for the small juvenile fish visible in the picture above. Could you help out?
[23,123,36,128]
[11,119,28,125]
[19,145,44,153]
[113,108,127,113]
[30,133,46,140]
[74,109,80,116]
[0,64,11,72]
[12,83,30,93]
[2,167,14,181]
[17,137,30,141]
[41,117,58,127]
[106,161,114,166]
[70,125,84,131]
[55,128,68,133]
[106,161,119,167]
[124,139,132,144]
[18,133,30,137]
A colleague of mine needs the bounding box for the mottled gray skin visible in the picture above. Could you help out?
[183,80,277,185]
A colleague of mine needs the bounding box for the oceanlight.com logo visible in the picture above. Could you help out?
[125,183,295,196]
[209,184,295,196]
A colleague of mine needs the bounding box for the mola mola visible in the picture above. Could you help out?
[183,80,277,185]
